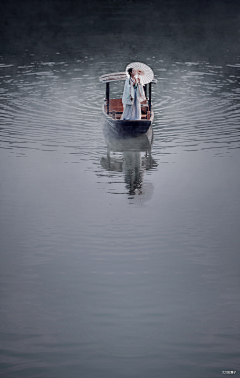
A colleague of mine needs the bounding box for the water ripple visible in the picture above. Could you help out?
[0,60,240,157]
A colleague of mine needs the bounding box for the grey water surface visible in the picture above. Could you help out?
[0,1,240,377]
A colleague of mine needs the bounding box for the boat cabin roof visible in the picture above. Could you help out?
[99,72,157,84]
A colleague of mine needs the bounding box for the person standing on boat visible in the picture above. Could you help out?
[121,68,146,120]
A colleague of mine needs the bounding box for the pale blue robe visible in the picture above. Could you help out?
[121,78,146,120]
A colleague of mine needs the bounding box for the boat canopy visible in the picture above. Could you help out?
[99,72,157,84]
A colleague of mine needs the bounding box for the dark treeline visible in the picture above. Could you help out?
[1,0,240,64]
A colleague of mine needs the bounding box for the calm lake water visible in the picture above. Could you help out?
[0,1,240,377]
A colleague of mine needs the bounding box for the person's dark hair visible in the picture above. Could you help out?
[128,68,133,76]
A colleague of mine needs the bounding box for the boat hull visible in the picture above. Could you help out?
[102,106,153,135]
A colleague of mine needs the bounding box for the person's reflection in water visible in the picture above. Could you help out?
[122,151,155,205]
[123,151,143,195]
[100,124,157,204]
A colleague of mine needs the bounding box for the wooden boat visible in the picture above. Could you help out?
[99,71,157,135]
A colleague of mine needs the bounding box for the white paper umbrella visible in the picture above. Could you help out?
[125,62,154,85]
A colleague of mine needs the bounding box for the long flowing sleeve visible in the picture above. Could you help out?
[136,82,146,103]
[122,79,134,106]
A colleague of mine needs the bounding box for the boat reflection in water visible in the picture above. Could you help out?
[100,122,158,205]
